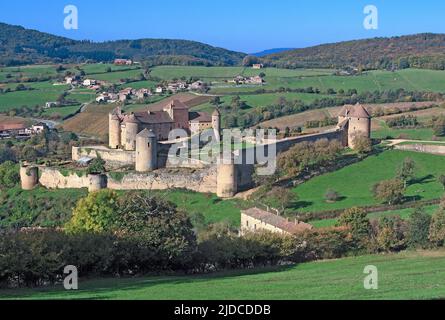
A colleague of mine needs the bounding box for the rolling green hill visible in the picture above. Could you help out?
[263,33,445,70]
[0,22,246,67]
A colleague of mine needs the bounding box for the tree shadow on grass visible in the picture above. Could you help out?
[1,265,297,300]
[291,200,313,210]
[410,174,435,186]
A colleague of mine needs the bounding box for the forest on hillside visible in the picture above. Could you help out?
[262,33,445,70]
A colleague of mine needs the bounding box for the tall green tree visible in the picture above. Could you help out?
[397,158,416,188]
[66,190,119,233]
[407,206,431,248]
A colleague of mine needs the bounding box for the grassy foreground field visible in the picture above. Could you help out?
[3,250,445,300]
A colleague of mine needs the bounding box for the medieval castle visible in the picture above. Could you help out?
[20,101,371,198]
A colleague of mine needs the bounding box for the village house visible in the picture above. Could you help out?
[83,79,97,87]
[155,86,165,94]
[0,123,27,139]
[190,81,205,91]
[65,75,80,85]
[96,92,118,103]
[114,59,133,66]
[118,88,134,102]
[241,208,313,236]
[252,63,264,69]
[246,75,265,84]
[135,88,152,99]
[25,122,48,135]
[167,81,188,93]
[45,101,61,109]
[232,75,264,85]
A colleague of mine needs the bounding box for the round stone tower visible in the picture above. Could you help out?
[217,157,237,198]
[20,166,39,190]
[124,113,139,151]
[347,104,371,148]
[109,113,121,149]
[212,108,221,143]
[135,129,158,172]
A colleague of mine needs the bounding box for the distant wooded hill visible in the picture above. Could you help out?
[262,34,445,70]
[0,22,246,67]
[250,48,295,57]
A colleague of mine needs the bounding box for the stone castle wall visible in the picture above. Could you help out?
[107,166,217,193]
[39,167,91,189]
[72,146,136,166]
[38,166,218,194]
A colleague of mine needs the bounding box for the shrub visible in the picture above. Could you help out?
[65,190,119,233]
[86,158,106,175]
[372,178,405,205]
[429,206,445,247]
[352,135,372,154]
[0,161,20,188]
[324,189,341,202]
[337,207,370,240]
[376,216,407,252]
[407,206,431,249]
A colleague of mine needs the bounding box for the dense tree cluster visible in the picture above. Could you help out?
[277,139,343,177]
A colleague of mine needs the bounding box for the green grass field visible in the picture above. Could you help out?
[208,68,445,95]
[372,120,445,141]
[152,190,243,227]
[80,63,140,75]
[89,69,144,83]
[292,150,445,213]
[3,250,445,300]
[192,92,330,117]
[0,81,69,112]
[309,204,439,228]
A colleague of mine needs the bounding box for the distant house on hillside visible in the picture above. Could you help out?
[65,75,80,85]
[83,79,97,86]
[241,208,313,236]
[135,88,152,99]
[45,101,61,109]
[155,86,164,94]
[247,75,265,84]
[96,92,118,103]
[114,59,133,66]
[190,81,205,91]
[25,122,47,135]
[0,123,27,138]
[167,81,188,93]
[252,63,264,69]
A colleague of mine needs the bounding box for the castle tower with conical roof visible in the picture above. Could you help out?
[337,103,371,149]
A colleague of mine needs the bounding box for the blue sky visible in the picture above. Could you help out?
[1,0,445,53]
